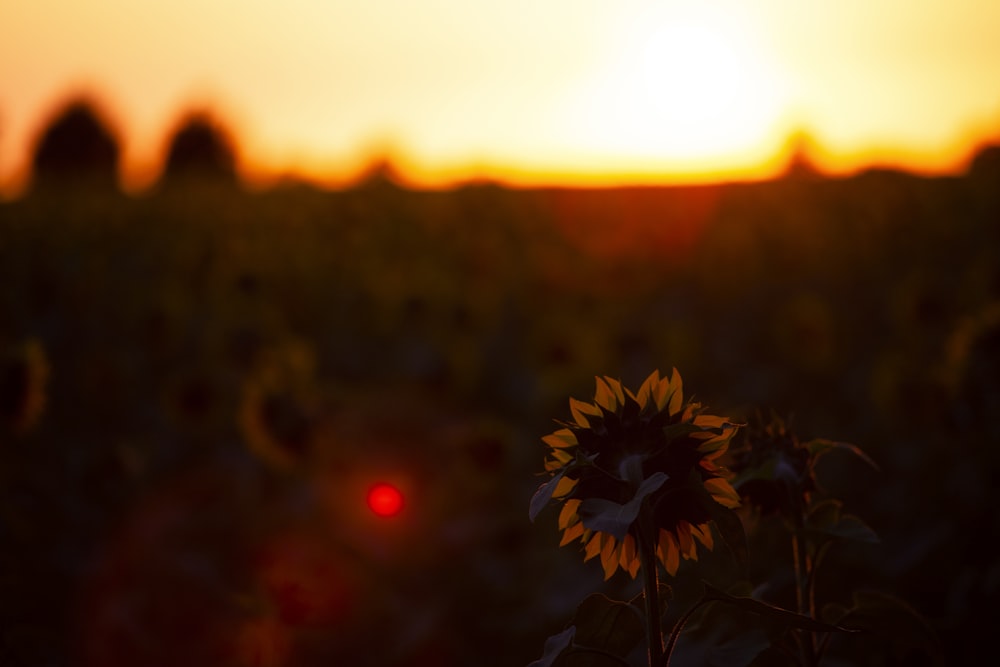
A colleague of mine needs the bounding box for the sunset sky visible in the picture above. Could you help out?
[2,0,1000,193]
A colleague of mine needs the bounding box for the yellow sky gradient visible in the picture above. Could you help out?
[2,0,1000,193]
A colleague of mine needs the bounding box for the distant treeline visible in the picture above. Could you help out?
[15,93,1000,197]
[23,95,239,193]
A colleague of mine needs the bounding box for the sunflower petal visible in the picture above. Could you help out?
[619,533,638,576]
[584,533,603,562]
[560,520,585,546]
[607,376,626,406]
[569,397,602,427]
[676,521,696,560]
[542,428,578,449]
[554,475,578,498]
[691,522,714,550]
[653,375,671,411]
[550,448,574,465]
[658,529,680,576]
[636,370,659,408]
[600,535,621,580]
[594,377,618,412]
[558,499,581,530]
[667,368,684,415]
[705,477,741,509]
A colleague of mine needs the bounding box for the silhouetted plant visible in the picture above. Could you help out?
[529,372,856,667]
[529,373,940,667]
[30,97,120,190]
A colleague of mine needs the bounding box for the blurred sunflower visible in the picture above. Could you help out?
[530,369,741,580]
[0,338,49,434]
[238,341,320,470]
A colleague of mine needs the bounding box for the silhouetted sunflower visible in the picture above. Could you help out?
[729,410,877,525]
[530,370,741,580]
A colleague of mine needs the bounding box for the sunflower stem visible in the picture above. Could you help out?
[792,526,818,667]
[638,523,664,667]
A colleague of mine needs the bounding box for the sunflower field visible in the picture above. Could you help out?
[1,159,998,665]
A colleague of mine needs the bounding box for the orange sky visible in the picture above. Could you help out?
[2,0,1000,193]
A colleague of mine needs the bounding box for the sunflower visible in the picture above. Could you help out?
[729,410,877,522]
[530,369,741,580]
[238,341,320,470]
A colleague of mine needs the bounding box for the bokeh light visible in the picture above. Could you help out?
[366,482,404,518]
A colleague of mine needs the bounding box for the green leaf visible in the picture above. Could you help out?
[806,438,879,472]
[704,500,748,568]
[530,469,567,522]
[806,499,879,543]
[823,514,879,543]
[571,594,645,659]
[578,472,668,540]
[528,626,575,667]
[702,582,858,633]
[834,590,945,664]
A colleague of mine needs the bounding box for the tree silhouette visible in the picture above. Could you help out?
[969,143,1000,179]
[781,130,824,181]
[160,111,238,186]
[30,97,121,191]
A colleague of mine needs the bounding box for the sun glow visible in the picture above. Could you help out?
[2,0,999,193]
[559,5,790,178]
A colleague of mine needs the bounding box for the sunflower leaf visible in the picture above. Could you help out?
[530,469,567,522]
[578,472,669,540]
[527,626,575,667]
[702,581,859,633]
[806,438,879,472]
[571,593,645,659]
[704,501,748,568]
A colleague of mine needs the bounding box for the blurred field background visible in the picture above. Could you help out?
[2,100,1000,666]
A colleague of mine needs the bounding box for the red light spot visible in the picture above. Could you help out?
[366,483,404,517]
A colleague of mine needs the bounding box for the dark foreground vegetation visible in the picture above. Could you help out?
[2,104,999,665]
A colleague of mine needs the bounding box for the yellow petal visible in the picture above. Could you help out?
[542,428,578,449]
[558,498,581,530]
[704,478,741,508]
[619,533,638,575]
[594,376,618,412]
[560,521,585,546]
[667,368,684,415]
[584,533,603,562]
[551,449,574,464]
[658,529,680,576]
[600,535,621,580]
[569,397,601,427]
[606,376,626,406]
[693,414,730,430]
[553,476,578,499]
[676,521,696,560]
[636,370,659,408]
[654,375,671,411]
[691,522,714,551]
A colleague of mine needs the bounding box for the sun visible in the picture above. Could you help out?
[564,5,789,174]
